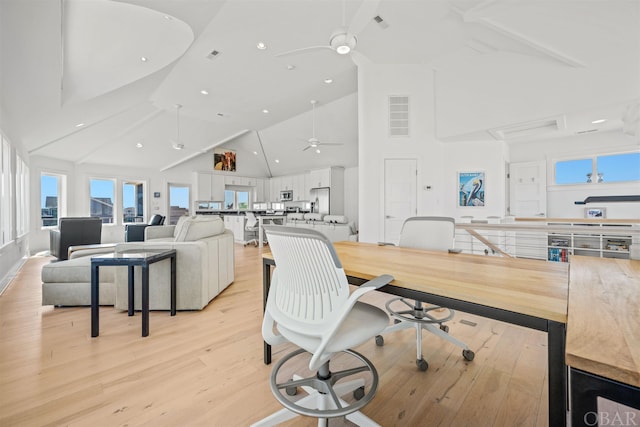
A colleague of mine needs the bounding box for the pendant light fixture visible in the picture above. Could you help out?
[172,104,184,150]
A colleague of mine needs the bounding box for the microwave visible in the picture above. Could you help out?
[280,190,293,201]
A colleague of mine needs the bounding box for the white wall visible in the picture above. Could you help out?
[509,130,640,219]
[357,64,510,243]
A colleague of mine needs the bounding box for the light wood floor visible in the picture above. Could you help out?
[0,244,550,426]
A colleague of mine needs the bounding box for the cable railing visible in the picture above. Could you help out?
[454,218,640,262]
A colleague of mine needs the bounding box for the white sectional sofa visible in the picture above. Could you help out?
[41,215,235,311]
[284,213,358,242]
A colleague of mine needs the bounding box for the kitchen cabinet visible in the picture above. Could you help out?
[254,178,266,202]
[293,173,310,201]
[309,168,331,188]
[194,172,224,201]
[223,215,248,243]
[270,177,281,202]
[224,176,249,186]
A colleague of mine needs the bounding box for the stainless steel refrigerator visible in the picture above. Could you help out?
[309,187,330,215]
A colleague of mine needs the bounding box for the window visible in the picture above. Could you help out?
[122,181,145,223]
[168,184,190,225]
[16,156,28,237]
[596,152,640,183]
[555,158,593,184]
[90,178,115,224]
[554,152,640,185]
[224,187,250,210]
[1,137,11,245]
[41,173,61,227]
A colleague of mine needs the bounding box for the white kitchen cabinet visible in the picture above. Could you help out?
[224,176,249,186]
[194,172,225,201]
[254,178,265,202]
[223,215,248,243]
[308,168,331,188]
[270,177,281,202]
[292,173,310,201]
[280,175,293,191]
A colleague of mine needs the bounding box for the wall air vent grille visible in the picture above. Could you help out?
[389,95,409,137]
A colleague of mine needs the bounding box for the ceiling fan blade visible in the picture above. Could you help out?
[320,142,344,146]
[347,0,381,35]
[302,145,312,151]
[350,50,372,66]
[275,45,333,58]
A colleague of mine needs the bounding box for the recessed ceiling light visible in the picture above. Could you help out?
[136,142,143,148]
[275,159,280,163]
[256,42,267,50]
[75,123,84,128]
[140,57,148,62]
[164,15,172,20]
[316,149,321,154]
[287,64,296,70]
[262,109,269,114]
[200,89,209,95]
[324,78,333,84]
[591,119,607,124]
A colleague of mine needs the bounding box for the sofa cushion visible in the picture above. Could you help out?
[175,216,226,242]
[172,215,191,239]
[42,256,114,283]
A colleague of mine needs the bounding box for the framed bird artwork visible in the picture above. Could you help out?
[458,172,485,207]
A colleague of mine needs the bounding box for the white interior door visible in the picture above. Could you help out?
[384,158,417,244]
[509,161,547,217]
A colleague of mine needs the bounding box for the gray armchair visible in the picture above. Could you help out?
[49,217,102,261]
[124,214,165,242]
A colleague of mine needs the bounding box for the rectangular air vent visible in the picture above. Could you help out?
[488,117,565,140]
[374,15,389,29]
[389,95,409,137]
[206,50,221,60]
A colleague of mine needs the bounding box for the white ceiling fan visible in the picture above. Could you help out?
[302,100,344,153]
[275,0,380,62]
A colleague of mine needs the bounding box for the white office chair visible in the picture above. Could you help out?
[252,226,393,427]
[375,217,475,371]
[244,212,259,247]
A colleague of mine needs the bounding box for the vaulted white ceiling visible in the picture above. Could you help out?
[1,0,638,176]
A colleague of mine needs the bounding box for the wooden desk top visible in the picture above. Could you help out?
[264,241,569,323]
[566,256,640,387]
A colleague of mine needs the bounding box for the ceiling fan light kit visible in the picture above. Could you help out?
[302,100,344,153]
[329,29,357,55]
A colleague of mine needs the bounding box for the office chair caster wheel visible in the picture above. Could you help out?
[375,335,384,346]
[353,386,365,400]
[416,358,428,371]
[440,324,449,333]
[285,385,298,396]
[462,349,475,361]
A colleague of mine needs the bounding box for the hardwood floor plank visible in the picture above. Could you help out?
[0,245,550,426]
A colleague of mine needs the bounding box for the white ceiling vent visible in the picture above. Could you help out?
[389,95,409,137]
[488,117,565,140]
[206,50,221,60]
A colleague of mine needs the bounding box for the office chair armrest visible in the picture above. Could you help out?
[358,274,394,291]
